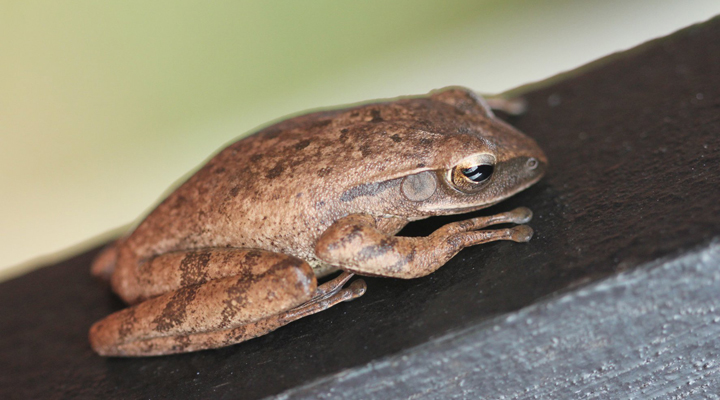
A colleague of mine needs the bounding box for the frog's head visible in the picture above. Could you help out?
[397,87,548,217]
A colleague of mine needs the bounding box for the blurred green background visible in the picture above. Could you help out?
[1,0,719,280]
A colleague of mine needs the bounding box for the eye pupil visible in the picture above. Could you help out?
[462,164,493,183]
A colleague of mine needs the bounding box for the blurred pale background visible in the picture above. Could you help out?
[2,0,719,281]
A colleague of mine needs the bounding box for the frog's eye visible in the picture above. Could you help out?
[449,155,495,193]
[461,165,493,183]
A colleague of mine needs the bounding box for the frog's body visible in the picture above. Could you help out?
[89,87,547,356]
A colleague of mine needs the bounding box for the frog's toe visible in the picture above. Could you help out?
[510,207,533,224]
[510,225,534,242]
[348,279,367,299]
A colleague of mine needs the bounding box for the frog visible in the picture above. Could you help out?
[88,87,547,357]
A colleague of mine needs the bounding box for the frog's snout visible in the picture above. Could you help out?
[521,139,548,182]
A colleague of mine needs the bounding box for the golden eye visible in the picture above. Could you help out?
[449,155,495,193]
[460,164,493,183]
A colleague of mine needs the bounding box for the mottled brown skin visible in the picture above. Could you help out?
[89,87,547,356]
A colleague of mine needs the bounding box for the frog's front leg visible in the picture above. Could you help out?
[89,250,363,356]
[316,207,534,279]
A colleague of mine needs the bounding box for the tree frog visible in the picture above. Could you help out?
[89,87,547,356]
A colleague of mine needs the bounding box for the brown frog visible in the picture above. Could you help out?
[89,87,547,356]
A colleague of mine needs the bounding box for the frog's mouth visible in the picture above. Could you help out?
[421,199,502,215]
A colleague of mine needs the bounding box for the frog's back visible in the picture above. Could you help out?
[115,90,496,267]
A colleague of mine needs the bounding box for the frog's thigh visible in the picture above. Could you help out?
[114,248,299,304]
[316,212,532,279]
[90,251,317,356]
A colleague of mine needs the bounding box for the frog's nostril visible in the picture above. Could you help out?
[526,158,539,170]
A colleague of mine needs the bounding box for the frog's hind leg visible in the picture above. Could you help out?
[101,276,366,357]
[90,251,365,357]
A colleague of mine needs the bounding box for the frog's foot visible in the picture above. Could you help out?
[433,207,533,238]
[444,224,534,249]
[310,271,356,302]
[431,207,534,248]
[282,279,366,321]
